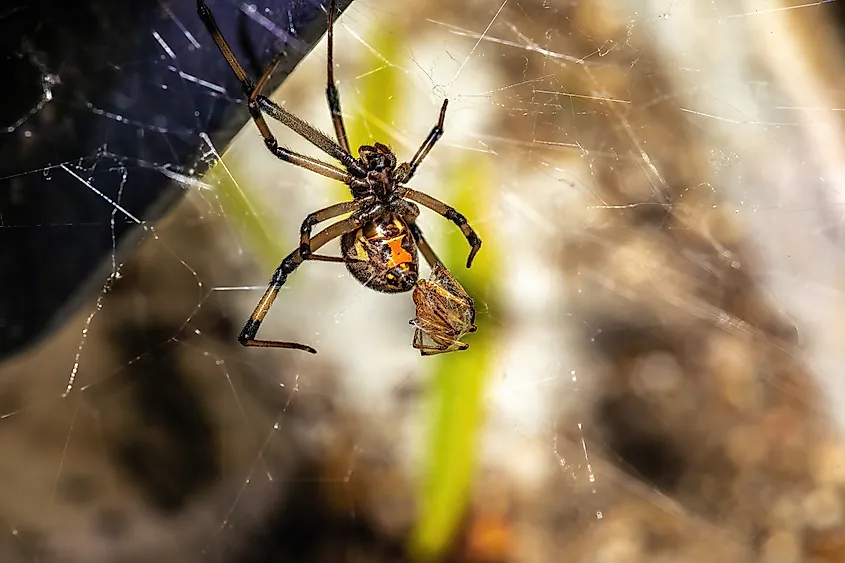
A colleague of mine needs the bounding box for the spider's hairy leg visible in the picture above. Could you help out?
[197,0,254,89]
[306,254,348,263]
[239,215,364,353]
[299,200,359,258]
[326,0,351,153]
[407,220,441,268]
[196,0,365,177]
[401,188,482,268]
[400,99,449,184]
[253,97,365,175]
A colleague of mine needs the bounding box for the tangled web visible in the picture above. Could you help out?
[2,0,845,561]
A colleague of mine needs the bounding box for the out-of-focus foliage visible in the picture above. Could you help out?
[411,153,497,561]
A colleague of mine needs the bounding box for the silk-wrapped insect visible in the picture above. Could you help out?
[410,262,477,356]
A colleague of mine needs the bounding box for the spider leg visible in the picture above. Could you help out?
[407,220,440,268]
[197,0,365,177]
[401,188,482,268]
[238,214,364,353]
[306,254,369,263]
[412,325,469,356]
[298,200,360,258]
[254,97,365,176]
[306,254,348,263]
[399,99,448,183]
[326,0,351,153]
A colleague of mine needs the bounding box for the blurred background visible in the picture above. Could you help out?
[3,0,845,561]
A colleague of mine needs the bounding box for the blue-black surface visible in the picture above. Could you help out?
[0,0,352,358]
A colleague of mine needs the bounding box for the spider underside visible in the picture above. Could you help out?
[197,0,482,353]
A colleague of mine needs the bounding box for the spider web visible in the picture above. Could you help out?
[2,0,845,561]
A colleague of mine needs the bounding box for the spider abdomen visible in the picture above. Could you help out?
[340,213,419,293]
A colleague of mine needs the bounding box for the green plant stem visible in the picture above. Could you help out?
[203,154,284,271]
[410,154,496,561]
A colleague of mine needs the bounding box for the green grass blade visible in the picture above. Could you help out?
[201,150,284,271]
[339,22,401,197]
[410,153,497,561]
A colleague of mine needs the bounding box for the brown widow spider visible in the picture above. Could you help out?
[198,0,482,354]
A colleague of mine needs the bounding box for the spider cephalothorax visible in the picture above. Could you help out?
[354,143,400,201]
[198,0,482,353]
[359,143,397,172]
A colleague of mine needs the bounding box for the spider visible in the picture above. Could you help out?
[198,0,482,354]
[411,262,477,356]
